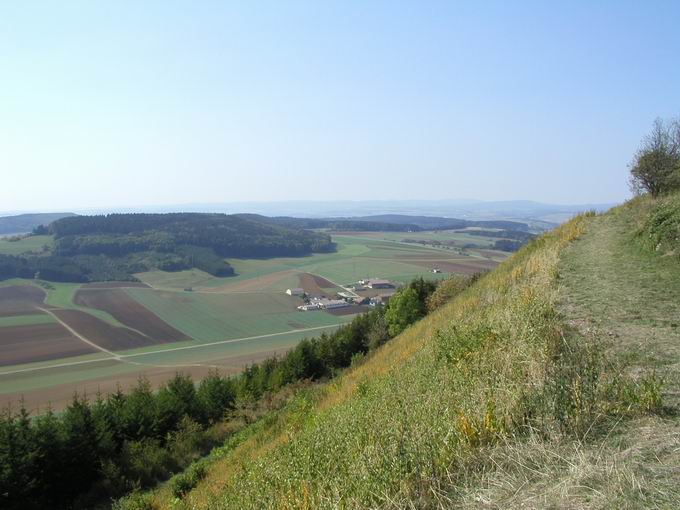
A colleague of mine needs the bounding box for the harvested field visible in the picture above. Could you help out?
[81,281,150,289]
[298,273,342,296]
[74,288,189,342]
[51,309,161,351]
[0,322,95,366]
[0,285,47,316]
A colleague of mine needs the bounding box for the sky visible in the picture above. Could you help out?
[1,1,680,212]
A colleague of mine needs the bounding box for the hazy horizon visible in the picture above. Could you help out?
[3,1,680,211]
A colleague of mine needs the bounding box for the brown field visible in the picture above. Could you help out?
[74,288,189,342]
[51,309,161,351]
[298,273,342,296]
[0,322,95,366]
[81,281,151,289]
[0,285,46,316]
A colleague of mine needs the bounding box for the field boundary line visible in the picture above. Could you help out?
[0,323,345,376]
[120,323,344,359]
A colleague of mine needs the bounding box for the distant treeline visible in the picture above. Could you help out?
[0,277,457,510]
[50,213,334,258]
[0,213,335,283]
[256,214,531,232]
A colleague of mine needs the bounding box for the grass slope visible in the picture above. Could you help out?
[128,205,670,510]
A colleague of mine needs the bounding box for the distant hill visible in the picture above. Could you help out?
[0,212,76,235]
[253,214,531,232]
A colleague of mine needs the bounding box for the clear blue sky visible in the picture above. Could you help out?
[2,1,679,212]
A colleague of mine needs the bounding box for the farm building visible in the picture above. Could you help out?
[297,303,321,311]
[366,279,394,289]
[320,299,350,309]
[286,288,305,296]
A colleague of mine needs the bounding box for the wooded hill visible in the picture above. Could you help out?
[0,213,334,283]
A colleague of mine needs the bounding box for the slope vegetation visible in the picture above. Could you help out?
[123,200,678,510]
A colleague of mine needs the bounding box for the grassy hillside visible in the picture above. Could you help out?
[123,198,680,509]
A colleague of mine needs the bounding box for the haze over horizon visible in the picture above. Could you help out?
[3,1,680,211]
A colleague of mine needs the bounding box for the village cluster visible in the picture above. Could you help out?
[286,278,397,312]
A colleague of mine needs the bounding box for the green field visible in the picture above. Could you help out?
[0,314,55,327]
[0,235,53,256]
[125,289,352,342]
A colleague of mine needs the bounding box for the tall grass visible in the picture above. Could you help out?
[142,213,657,509]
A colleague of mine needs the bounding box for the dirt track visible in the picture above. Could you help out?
[74,288,188,342]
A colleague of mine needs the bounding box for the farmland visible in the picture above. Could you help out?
[0,228,510,411]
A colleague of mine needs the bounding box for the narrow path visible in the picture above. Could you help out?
[559,212,680,403]
[555,208,680,504]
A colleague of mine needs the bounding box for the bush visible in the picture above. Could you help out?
[112,491,158,510]
[170,462,207,499]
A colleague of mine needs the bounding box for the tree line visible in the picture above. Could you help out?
[0,277,470,510]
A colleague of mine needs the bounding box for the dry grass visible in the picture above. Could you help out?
[120,206,680,509]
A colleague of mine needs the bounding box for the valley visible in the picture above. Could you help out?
[0,227,512,411]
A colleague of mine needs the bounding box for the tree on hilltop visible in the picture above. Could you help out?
[629,117,680,196]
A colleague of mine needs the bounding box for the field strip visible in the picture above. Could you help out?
[38,307,121,358]
[0,323,344,376]
[119,324,343,360]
